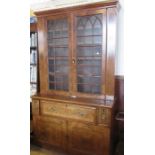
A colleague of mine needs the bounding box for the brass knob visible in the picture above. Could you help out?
[72,59,75,64]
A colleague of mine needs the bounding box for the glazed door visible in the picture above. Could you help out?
[72,9,107,98]
[45,15,72,95]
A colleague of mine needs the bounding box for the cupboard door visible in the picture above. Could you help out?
[73,10,106,96]
[34,116,67,149]
[47,16,70,92]
[68,122,106,155]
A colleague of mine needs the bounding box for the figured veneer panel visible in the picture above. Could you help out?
[98,108,111,126]
[40,100,97,123]
[66,104,97,123]
[40,101,67,118]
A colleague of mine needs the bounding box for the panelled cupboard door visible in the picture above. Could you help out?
[72,9,107,98]
[45,14,72,96]
[34,116,67,150]
[68,122,107,155]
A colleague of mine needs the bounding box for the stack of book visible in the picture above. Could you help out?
[30,32,37,47]
[30,50,37,64]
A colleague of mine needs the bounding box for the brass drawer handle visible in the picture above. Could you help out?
[49,107,56,112]
[77,111,86,117]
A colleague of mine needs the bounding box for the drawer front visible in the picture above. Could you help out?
[40,100,96,123]
[40,101,67,118]
[67,104,96,123]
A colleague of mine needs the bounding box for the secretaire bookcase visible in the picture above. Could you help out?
[32,1,118,155]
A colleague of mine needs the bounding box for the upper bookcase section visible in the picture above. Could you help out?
[31,0,118,14]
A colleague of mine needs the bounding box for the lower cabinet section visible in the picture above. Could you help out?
[33,116,110,155]
[32,98,113,155]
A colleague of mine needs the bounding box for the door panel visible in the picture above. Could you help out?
[34,116,67,149]
[68,122,105,155]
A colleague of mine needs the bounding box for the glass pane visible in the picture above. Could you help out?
[49,75,55,82]
[77,66,101,76]
[77,46,102,57]
[55,83,68,91]
[48,38,68,46]
[55,60,68,65]
[77,60,101,66]
[77,84,92,93]
[77,84,101,94]
[49,83,55,89]
[47,18,69,91]
[76,14,103,94]
[78,76,101,84]
[92,85,101,94]
[55,66,68,74]
[77,36,93,45]
[55,75,68,83]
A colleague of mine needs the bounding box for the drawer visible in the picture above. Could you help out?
[40,100,97,123]
[40,101,67,118]
[67,104,96,123]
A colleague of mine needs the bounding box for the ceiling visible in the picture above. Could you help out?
[30,0,108,12]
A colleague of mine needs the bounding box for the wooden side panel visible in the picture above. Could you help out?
[37,17,48,94]
[32,99,40,115]
[105,7,117,98]
[115,76,124,112]
[68,122,110,155]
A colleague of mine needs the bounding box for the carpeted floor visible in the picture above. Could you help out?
[30,144,66,155]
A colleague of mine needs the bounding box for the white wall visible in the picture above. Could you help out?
[115,0,124,75]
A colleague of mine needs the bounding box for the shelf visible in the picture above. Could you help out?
[30,63,37,66]
[78,74,101,77]
[48,36,68,40]
[48,29,68,32]
[30,82,37,84]
[49,81,67,85]
[48,45,68,48]
[77,44,102,47]
[49,64,69,67]
[77,64,100,67]
[77,34,102,37]
[77,56,101,60]
[48,56,68,60]
[78,74,101,78]
[30,46,37,49]
[77,83,100,86]
[49,72,68,76]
